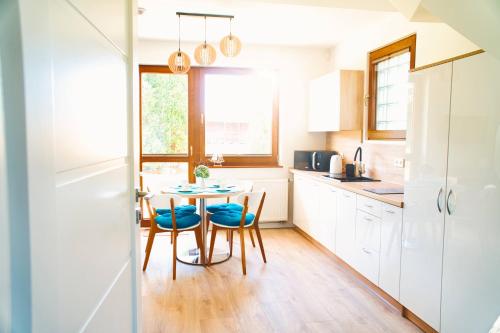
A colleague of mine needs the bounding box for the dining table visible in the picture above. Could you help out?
[163,184,243,266]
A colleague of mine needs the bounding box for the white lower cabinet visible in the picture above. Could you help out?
[293,175,403,305]
[379,204,403,300]
[353,210,381,285]
[335,189,357,264]
[316,183,338,252]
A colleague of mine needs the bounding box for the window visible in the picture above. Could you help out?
[200,68,279,167]
[368,34,416,140]
[141,72,188,155]
[204,71,274,155]
[139,65,279,189]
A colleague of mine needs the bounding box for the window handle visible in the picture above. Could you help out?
[190,145,193,157]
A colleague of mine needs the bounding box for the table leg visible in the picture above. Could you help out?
[176,197,230,266]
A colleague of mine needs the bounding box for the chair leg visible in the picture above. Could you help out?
[208,225,218,265]
[239,228,246,275]
[226,230,229,241]
[143,228,156,271]
[195,226,205,264]
[172,231,177,280]
[248,227,256,247]
[170,231,173,244]
[254,225,267,263]
[229,230,234,257]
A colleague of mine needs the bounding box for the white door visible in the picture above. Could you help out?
[400,62,452,331]
[335,190,357,264]
[6,0,138,332]
[317,184,338,252]
[441,52,500,333]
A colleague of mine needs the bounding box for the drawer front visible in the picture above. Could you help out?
[354,210,381,285]
[357,194,383,218]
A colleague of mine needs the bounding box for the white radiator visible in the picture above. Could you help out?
[252,179,288,223]
[205,178,288,223]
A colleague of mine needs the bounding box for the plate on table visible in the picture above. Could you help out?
[178,190,194,193]
[216,189,231,193]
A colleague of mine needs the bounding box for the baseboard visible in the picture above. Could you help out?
[294,226,437,333]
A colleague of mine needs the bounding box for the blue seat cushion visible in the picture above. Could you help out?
[210,210,255,227]
[206,203,243,213]
[155,212,201,230]
[156,204,196,216]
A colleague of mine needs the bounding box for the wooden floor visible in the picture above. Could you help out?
[141,228,420,333]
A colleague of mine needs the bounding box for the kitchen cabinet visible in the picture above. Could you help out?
[440,53,500,333]
[335,189,357,264]
[402,52,500,332]
[308,70,363,132]
[316,183,338,252]
[401,61,452,331]
[379,204,403,300]
[353,209,381,285]
[293,176,337,252]
[292,175,309,232]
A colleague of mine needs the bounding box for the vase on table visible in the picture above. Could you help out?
[198,177,207,189]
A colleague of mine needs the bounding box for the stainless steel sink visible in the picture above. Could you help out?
[323,175,380,182]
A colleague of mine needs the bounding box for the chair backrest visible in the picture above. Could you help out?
[237,190,266,225]
[145,193,182,217]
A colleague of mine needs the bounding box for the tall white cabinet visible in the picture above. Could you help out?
[441,53,500,333]
[400,61,452,331]
[402,52,500,332]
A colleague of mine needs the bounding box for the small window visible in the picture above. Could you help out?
[368,34,416,140]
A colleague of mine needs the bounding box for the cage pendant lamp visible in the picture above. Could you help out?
[168,15,191,74]
[194,17,216,65]
[220,18,241,57]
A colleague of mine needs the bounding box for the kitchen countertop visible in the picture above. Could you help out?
[290,169,404,208]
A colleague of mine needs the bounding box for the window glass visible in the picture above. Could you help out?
[204,73,274,155]
[375,51,410,130]
[141,73,188,154]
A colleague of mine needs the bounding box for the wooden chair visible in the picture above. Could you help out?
[143,193,204,280]
[206,180,257,247]
[208,191,267,275]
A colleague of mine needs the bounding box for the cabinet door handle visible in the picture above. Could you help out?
[362,247,372,254]
[365,204,374,208]
[437,187,443,213]
[447,189,455,215]
[364,217,373,222]
[385,210,395,214]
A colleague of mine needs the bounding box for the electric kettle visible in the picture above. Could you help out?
[329,155,343,176]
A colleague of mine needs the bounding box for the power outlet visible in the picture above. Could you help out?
[394,158,405,168]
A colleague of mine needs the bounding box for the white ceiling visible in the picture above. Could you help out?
[137,0,402,47]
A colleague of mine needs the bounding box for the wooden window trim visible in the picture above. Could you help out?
[367,34,416,140]
[199,67,280,167]
[139,65,280,171]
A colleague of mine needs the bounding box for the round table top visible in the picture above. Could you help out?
[162,185,243,199]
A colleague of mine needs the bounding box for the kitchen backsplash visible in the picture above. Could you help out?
[326,130,405,184]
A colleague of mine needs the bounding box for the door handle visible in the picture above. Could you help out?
[362,247,372,254]
[437,187,443,213]
[447,189,455,215]
[311,152,317,170]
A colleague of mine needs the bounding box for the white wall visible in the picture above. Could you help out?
[328,13,478,70]
[137,39,329,169]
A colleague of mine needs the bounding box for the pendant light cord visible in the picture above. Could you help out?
[229,18,232,38]
[177,14,181,52]
[204,16,207,46]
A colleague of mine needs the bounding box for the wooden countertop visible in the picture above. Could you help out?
[290,169,404,208]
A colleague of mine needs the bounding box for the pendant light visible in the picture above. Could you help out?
[168,14,191,74]
[220,18,242,57]
[194,16,216,65]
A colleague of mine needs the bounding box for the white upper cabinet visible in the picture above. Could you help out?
[400,62,452,331]
[441,52,500,333]
[308,70,363,132]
